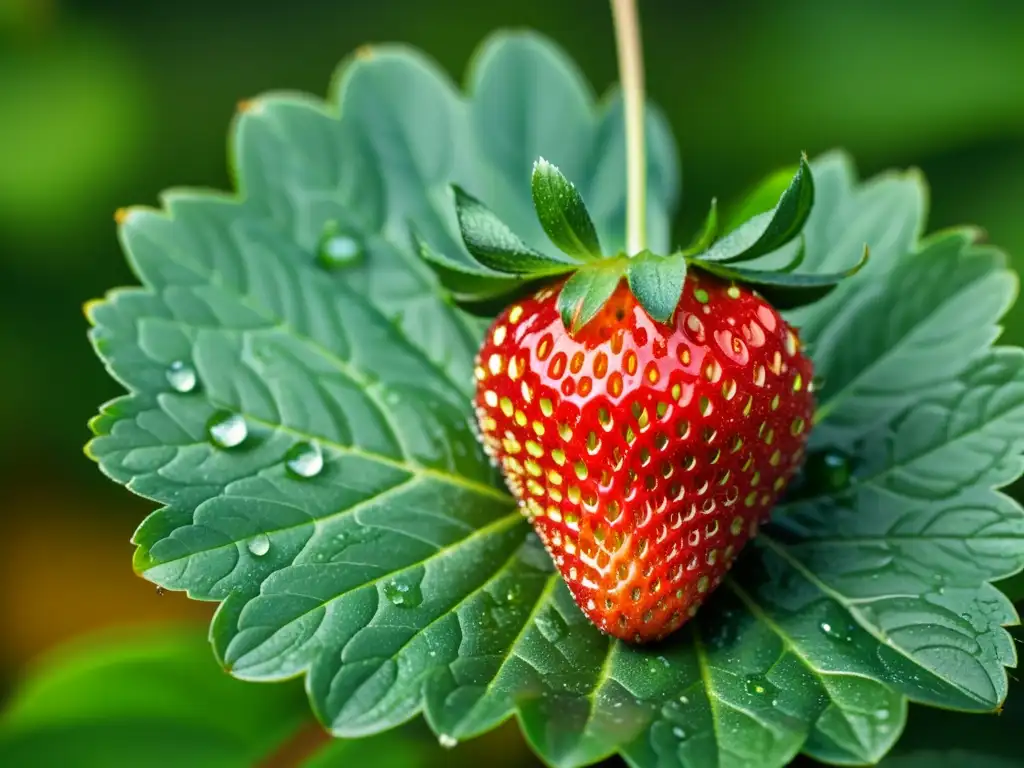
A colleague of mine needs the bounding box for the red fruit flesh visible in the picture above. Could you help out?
[473,272,815,643]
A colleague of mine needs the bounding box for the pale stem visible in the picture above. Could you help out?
[611,0,647,255]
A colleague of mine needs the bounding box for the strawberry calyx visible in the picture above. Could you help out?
[415,154,868,333]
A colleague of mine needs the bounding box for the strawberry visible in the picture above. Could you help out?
[417,155,860,642]
[472,272,814,642]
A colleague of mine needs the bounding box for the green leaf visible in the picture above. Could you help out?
[693,245,867,310]
[0,628,308,767]
[683,197,718,255]
[85,25,1024,768]
[0,628,435,767]
[453,185,578,275]
[698,156,814,264]
[627,251,687,323]
[811,230,1016,446]
[875,668,1024,767]
[557,263,624,332]
[531,158,602,260]
[464,33,679,257]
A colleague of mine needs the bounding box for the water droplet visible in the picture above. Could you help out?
[744,674,778,698]
[248,533,271,557]
[317,223,365,269]
[166,360,197,392]
[285,441,323,478]
[672,726,687,740]
[207,411,247,448]
[438,734,458,749]
[874,708,890,721]
[505,583,522,603]
[678,695,689,705]
[535,610,568,643]
[383,579,423,608]
[821,450,851,488]
[155,585,166,596]
[820,620,854,644]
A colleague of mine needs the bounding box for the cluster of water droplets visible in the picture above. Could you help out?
[383,577,424,608]
[165,361,327,480]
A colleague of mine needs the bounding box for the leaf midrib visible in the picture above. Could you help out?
[759,534,996,708]
[725,577,898,760]
[450,573,559,739]
[813,264,985,426]
[196,406,511,503]
[335,537,540,725]
[232,509,524,672]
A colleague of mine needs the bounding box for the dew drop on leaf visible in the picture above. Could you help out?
[819,620,854,644]
[384,579,423,608]
[874,708,890,721]
[207,411,247,448]
[438,734,458,749]
[285,441,324,478]
[821,450,852,489]
[165,360,197,393]
[317,224,365,269]
[248,533,271,557]
[744,674,778,699]
[672,726,688,740]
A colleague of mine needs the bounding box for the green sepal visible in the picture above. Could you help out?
[693,245,868,310]
[721,164,799,233]
[452,185,579,275]
[627,250,688,324]
[557,262,626,333]
[531,158,602,260]
[413,228,525,299]
[681,197,718,255]
[698,155,814,265]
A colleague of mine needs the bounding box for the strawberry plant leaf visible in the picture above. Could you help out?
[557,263,625,332]
[627,251,687,323]
[531,158,603,260]
[463,32,679,257]
[453,185,579,275]
[809,230,1014,448]
[85,28,1023,768]
[698,156,814,265]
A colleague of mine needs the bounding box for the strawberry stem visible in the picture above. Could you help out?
[610,0,647,257]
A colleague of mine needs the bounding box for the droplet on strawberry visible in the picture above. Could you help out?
[473,272,814,643]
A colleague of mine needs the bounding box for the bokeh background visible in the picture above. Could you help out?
[2,0,1024,764]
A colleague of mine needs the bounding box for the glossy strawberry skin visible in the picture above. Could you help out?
[473,271,815,643]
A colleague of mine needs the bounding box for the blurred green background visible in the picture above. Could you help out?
[2,0,1023,764]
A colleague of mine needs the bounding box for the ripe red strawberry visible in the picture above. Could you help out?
[473,271,814,642]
